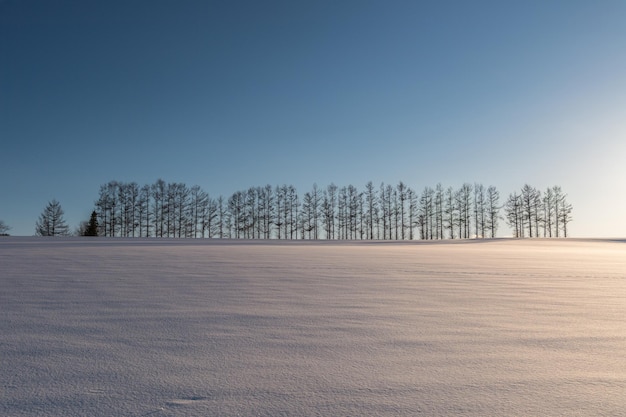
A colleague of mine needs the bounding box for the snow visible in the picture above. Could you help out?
[1,237,625,416]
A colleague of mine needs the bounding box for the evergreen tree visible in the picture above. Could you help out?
[36,200,70,236]
[84,210,99,236]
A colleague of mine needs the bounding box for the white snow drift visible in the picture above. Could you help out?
[1,237,625,416]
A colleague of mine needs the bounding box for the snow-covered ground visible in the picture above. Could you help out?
[1,237,625,416]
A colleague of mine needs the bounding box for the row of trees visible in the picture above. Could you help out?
[504,185,573,238]
[83,179,572,240]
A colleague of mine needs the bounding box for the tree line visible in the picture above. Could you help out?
[59,179,572,239]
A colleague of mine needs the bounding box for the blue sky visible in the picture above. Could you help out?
[1,0,625,237]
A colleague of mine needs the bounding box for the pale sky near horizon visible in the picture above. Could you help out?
[1,0,625,237]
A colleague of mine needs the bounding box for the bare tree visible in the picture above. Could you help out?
[151,179,167,238]
[407,187,417,240]
[117,183,130,236]
[119,182,139,237]
[136,184,151,237]
[391,186,399,240]
[95,181,116,236]
[228,191,245,239]
[36,199,70,236]
[285,185,299,239]
[357,189,365,239]
[539,185,572,238]
[532,188,542,238]
[321,184,338,240]
[419,187,434,240]
[396,182,408,240]
[520,184,535,238]
[542,187,554,237]
[189,185,208,238]
[167,182,190,238]
[473,183,486,238]
[505,193,524,238]
[486,186,500,238]
[202,196,218,238]
[258,186,272,238]
[444,186,456,239]
[558,192,573,237]
[552,186,564,237]
[379,183,389,240]
[310,184,321,239]
[456,183,472,239]
[275,185,285,239]
[244,188,257,238]
[217,196,226,238]
[385,184,397,240]
[321,189,332,240]
[326,183,337,240]
[434,184,444,239]
[347,185,360,240]
[364,181,377,240]
[0,220,10,235]
[302,192,317,239]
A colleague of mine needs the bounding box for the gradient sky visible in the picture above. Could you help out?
[1,0,625,237]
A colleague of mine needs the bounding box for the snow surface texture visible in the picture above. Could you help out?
[1,238,625,416]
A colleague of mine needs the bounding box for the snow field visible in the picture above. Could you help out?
[1,238,625,416]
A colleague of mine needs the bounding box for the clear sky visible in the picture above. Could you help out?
[1,0,625,237]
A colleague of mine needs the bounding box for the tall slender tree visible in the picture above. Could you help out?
[364,181,377,240]
[486,185,500,238]
[473,183,486,238]
[396,182,407,240]
[521,184,540,238]
[444,186,457,239]
[434,183,444,239]
[419,187,434,240]
[457,183,472,239]
[151,179,167,237]
[542,187,555,237]
[407,187,417,240]
[287,185,299,239]
[217,196,226,238]
[552,186,563,237]
[558,192,573,237]
[505,193,524,238]
[379,183,389,240]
